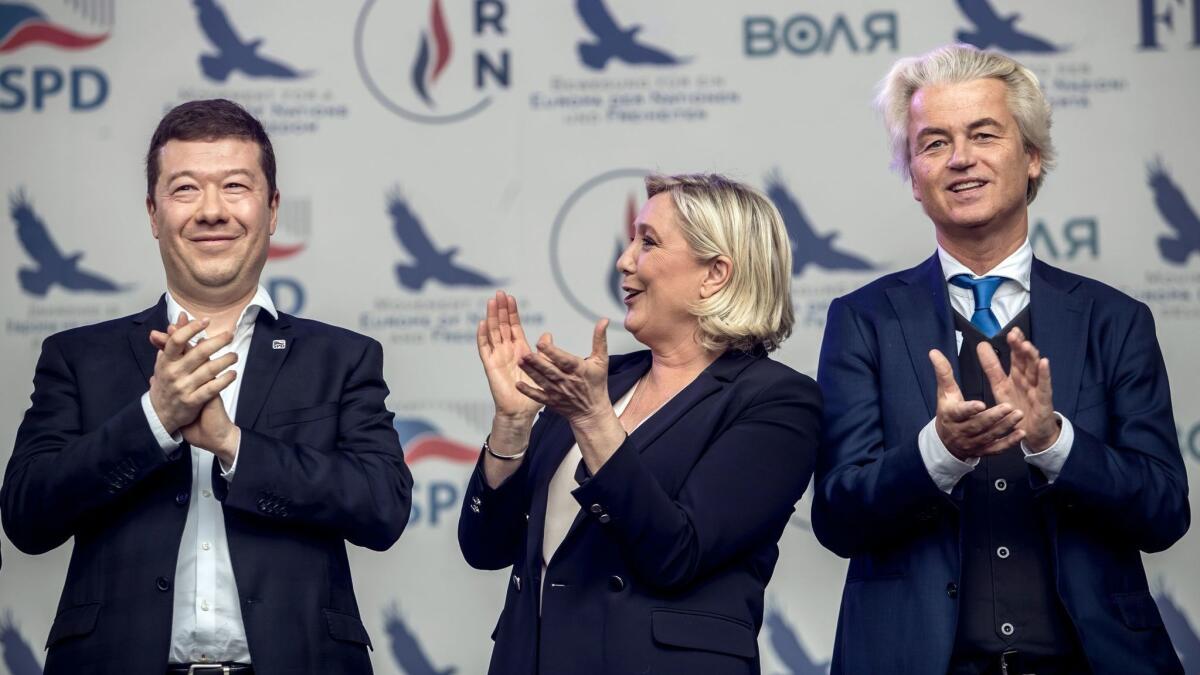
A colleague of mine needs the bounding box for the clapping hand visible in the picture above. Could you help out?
[928,349,1025,460]
[978,327,1060,452]
[516,319,611,428]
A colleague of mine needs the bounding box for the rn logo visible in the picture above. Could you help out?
[954,0,1062,53]
[9,190,126,297]
[1138,0,1200,49]
[356,0,510,124]
[551,168,649,323]
[0,1,110,113]
[395,417,477,528]
[384,603,458,675]
[575,0,687,70]
[0,610,41,675]
[386,188,497,292]
[1028,217,1099,262]
[765,173,874,275]
[743,10,897,58]
[1147,158,1199,265]
[191,0,311,82]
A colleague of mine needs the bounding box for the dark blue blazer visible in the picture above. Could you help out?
[812,255,1189,674]
[459,349,821,675]
[1,298,413,675]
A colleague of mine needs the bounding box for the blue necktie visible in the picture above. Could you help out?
[950,274,1005,337]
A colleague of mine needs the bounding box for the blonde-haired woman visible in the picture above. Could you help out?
[459,173,821,675]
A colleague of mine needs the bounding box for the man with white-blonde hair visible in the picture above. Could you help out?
[813,44,1187,674]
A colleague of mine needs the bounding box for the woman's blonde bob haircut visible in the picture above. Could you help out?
[645,173,794,353]
[877,43,1057,203]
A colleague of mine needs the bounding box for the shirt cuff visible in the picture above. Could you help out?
[919,417,979,494]
[141,392,182,454]
[218,432,241,481]
[1021,412,1073,483]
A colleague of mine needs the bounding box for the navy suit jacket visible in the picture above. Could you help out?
[812,255,1189,674]
[459,349,821,675]
[1,298,413,675]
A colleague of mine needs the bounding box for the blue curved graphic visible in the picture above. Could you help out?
[412,34,433,106]
[955,0,1061,53]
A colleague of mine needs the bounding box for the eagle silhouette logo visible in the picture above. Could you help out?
[386,189,496,291]
[1148,158,1200,265]
[193,0,310,82]
[385,604,457,675]
[0,610,42,675]
[10,190,127,297]
[765,174,875,276]
[955,0,1061,53]
[575,0,687,70]
[765,606,828,675]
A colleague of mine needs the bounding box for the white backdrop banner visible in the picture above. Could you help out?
[2,1,1198,673]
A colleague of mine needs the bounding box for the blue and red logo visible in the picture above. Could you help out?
[0,1,109,53]
[395,418,478,464]
[411,0,452,107]
[355,0,511,124]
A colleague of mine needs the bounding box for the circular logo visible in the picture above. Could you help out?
[355,0,508,125]
[549,168,650,323]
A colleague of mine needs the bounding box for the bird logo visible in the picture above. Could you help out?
[955,0,1062,53]
[575,0,688,70]
[192,0,310,82]
[765,173,875,276]
[0,610,42,675]
[10,190,127,297]
[765,606,828,675]
[1153,581,1200,672]
[1148,158,1200,265]
[386,189,497,291]
[384,604,457,675]
[0,1,110,53]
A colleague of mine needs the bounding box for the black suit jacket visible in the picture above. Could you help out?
[812,256,1189,674]
[459,349,821,675]
[1,298,413,675]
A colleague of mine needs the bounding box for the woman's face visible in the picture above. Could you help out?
[616,194,710,348]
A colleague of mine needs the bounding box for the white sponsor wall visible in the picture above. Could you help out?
[1,1,1198,673]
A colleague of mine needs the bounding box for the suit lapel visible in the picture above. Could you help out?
[128,297,168,381]
[234,311,294,429]
[1029,259,1091,417]
[886,254,957,418]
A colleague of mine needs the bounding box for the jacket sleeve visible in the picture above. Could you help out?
[457,451,534,571]
[568,371,821,592]
[1042,302,1189,552]
[811,297,955,559]
[214,338,413,551]
[2,335,174,554]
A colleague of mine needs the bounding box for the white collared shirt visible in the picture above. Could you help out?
[139,285,277,664]
[918,241,1074,493]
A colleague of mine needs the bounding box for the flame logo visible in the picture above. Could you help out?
[411,0,453,107]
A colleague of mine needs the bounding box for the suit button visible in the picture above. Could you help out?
[608,575,625,592]
[175,491,189,506]
[946,582,958,599]
[597,514,611,524]
[590,504,603,514]
[1000,622,1015,636]
[156,576,171,592]
[994,478,1007,492]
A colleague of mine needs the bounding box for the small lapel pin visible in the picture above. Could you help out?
[272,339,287,350]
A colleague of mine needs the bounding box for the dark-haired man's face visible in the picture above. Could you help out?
[146,138,277,303]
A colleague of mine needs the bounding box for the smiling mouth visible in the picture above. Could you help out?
[949,180,987,193]
[623,288,643,304]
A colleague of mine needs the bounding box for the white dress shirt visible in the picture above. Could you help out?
[139,285,277,664]
[918,241,1074,493]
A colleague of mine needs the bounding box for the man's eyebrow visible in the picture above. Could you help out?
[164,168,256,183]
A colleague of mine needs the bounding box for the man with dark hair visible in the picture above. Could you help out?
[814,46,1187,674]
[1,99,413,674]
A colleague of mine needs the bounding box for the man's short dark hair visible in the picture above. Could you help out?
[146,98,276,203]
